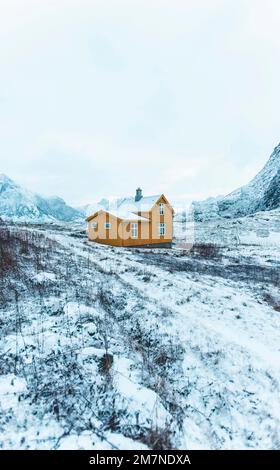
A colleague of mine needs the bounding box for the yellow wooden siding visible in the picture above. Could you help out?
[87,195,174,247]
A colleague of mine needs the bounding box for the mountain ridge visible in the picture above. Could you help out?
[1,142,279,223]
[193,143,280,221]
[0,174,83,222]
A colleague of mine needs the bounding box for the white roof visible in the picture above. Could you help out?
[117,195,161,212]
[87,194,163,222]
[109,208,149,221]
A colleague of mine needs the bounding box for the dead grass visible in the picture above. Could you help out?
[190,243,222,259]
[138,424,174,450]
[263,292,280,312]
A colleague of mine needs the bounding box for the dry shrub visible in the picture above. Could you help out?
[263,292,280,312]
[0,226,19,275]
[139,424,173,450]
[190,243,221,259]
[99,353,114,374]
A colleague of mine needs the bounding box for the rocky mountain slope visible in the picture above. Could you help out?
[193,143,280,221]
[0,174,83,222]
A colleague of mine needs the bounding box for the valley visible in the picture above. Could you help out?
[0,220,279,449]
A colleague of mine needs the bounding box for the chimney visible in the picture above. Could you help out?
[135,187,143,202]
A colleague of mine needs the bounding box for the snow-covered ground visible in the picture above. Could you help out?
[0,219,279,450]
[175,208,280,249]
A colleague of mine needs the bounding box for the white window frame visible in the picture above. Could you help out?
[104,222,111,229]
[131,223,138,238]
[158,222,165,236]
[91,222,98,229]
[159,203,164,215]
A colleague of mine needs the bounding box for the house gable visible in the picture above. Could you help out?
[133,194,174,219]
[150,194,174,213]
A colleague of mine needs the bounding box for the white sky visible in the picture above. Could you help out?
[0,0,279,205]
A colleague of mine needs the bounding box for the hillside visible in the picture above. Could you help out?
[0,174,83,223]
[193,143,280,221]
[0,223,279,449]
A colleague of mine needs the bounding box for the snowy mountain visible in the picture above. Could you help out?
[193,143,280,221]
[0,174,83,222]
[78,198,110,217]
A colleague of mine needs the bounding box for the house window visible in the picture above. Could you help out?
[159,203,164,215]
[105,222,111,229]
[91,222,98,229]
[158,222,165,236]
[131,223,138,238]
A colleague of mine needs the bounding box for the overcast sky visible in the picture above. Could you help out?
[0,0,279,206]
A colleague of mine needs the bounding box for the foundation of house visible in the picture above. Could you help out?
[129,242,173,249]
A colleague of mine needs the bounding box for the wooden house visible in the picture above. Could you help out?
[86,188,174,248]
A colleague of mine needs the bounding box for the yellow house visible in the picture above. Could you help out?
[86,188,174,248]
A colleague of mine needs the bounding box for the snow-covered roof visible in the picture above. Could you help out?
[108,208,149,221]
[117,195,161,212]
[86,208,149,222]
[86,194,165,222]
